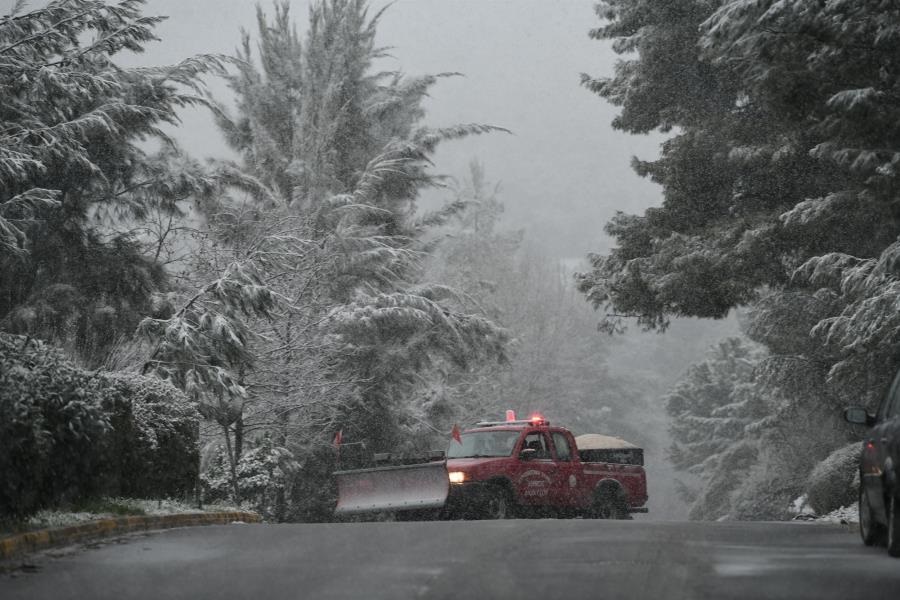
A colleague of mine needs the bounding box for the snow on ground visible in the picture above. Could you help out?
[789,494,816,518]
[817,504,859,524]
[24,498,243,531]
[26,511,112,530]
[788,494,858,524]
[117,498,242,516]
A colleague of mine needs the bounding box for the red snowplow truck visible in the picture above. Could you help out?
[334,414,648,519]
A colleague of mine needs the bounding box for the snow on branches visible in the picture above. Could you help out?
[140,261,278,406]
[0,1,225,252]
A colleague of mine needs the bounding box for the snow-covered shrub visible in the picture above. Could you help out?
[805,443,860,515]
[202,435,298,519]
[87,373,200,499]
[0,333,201,521]
[0,334,110,520]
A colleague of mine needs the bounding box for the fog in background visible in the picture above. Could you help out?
[127,0,664,258]
[116,0,740,519]
[119,0,742,519]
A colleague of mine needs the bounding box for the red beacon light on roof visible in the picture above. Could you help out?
[474,411,550,428]
[530,412,548,426]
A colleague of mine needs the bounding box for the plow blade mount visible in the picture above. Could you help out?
[334,461,449,516]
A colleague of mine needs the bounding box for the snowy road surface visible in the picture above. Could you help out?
[2,519,899,599]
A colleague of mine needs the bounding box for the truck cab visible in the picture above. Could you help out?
[444,416,647,519]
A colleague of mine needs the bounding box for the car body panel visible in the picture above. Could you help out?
[855,370,900,525]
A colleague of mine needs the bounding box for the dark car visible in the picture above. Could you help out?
[845,370,900,557]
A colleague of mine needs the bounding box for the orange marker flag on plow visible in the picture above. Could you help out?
[451,423,462,444]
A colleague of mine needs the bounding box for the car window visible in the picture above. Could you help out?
[522,432,551,459]
[551,432,572,461]
[880,370,900,421]
[889,381,900,420]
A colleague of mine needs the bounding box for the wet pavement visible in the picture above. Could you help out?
[2,519,899,599]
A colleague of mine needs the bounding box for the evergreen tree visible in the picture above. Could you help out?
[579,0,900,331]
[147,1,509,513]
[665,338,765,518]
[0,0,227,366]
[579,0,900,517]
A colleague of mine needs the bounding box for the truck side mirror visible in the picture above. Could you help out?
[844,406,874,426]
[519,448,537,461]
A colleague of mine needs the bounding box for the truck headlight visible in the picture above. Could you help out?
[448,471,467,484]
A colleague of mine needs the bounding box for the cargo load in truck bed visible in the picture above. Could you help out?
[575,434,644,466]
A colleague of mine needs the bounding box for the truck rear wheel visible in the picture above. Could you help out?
[481,484,513,520]
[590,500,628,520]
[591,487,630,520]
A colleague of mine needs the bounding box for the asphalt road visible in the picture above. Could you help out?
[2,519,900,600]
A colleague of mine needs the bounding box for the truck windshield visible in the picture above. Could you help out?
[447,431,520,458]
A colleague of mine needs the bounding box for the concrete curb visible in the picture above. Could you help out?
[0,511,261,560]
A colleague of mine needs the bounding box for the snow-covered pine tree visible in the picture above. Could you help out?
[0,0,230,366]
[139,1,509,514]
[579,0,900,516]
[579,0,900,329]
[665,338,763,517]
[204,0,509,459]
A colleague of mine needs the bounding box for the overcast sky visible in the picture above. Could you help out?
[109,0,665,258]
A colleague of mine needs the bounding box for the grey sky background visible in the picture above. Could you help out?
[117,0,665,259]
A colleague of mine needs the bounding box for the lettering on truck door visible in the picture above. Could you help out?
[515,431,556,505]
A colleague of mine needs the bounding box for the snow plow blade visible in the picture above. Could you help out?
[334,460,449,516]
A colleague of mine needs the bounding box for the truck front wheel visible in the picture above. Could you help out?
[481,485,513,520]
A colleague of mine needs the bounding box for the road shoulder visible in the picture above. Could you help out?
[0,511,261,561]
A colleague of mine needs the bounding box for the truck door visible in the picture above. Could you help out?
[514,430,557,506]
[549,431,579,507]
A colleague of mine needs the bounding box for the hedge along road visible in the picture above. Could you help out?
[0,512,261,560]
[2,519,900,600]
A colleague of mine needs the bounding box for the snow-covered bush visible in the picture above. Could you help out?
[0,333,200,522]
[202,435,298,519]
[805,443,860,515]
[0,334,110,520]
[87,372,200,499]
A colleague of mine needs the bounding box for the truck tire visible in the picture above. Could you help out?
[590,487,629,520]
[481,484,513,520]
[591,499,629,520]
[888,494,900,557]
[859,484,886,546]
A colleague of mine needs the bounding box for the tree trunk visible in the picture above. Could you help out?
[234,414,244,467]
[275,412,289,522]
[223,423,241,506]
